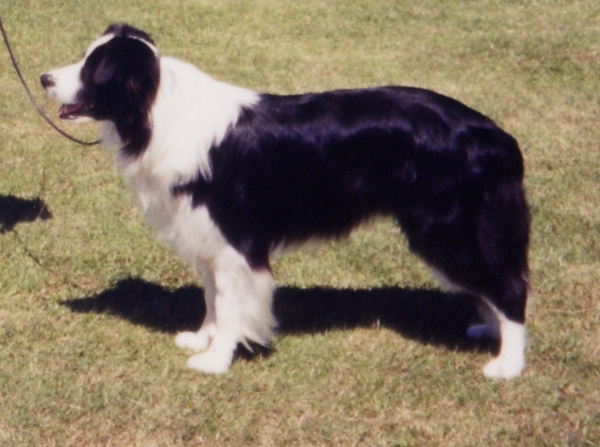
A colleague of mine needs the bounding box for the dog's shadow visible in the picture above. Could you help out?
[0,195,52,233]
[62,278,497,357]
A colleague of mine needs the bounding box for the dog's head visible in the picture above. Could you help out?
[41,24,160,154]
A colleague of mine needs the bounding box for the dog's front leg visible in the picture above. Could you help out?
[175,265,216,353]
[181,246,276,374]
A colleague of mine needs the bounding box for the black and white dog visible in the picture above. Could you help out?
[41,24,530,378]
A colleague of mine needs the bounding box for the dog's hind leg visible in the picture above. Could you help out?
[432,270,528,379]
[432,267,527,379]
[184,246,276,374]
[414,177,530,379]
[175,265,217,353]
[475,183,530,379]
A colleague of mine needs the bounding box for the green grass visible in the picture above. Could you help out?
[1,0,599,445]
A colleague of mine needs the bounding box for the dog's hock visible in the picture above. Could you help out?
[466,323,500,340]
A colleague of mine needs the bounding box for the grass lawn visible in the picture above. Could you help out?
[1,0,599,445]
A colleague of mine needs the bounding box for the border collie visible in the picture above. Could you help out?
[41,24,530,378]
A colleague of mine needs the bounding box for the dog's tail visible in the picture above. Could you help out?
[397,125,531,323]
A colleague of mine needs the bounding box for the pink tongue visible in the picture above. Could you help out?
[58,103,83,119]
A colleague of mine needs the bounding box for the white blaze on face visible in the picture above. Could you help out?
[43,60,85,105]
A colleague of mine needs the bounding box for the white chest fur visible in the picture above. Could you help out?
[102,57,259,265]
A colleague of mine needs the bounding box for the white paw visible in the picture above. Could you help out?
[483,356,524,379]
[175,330,212,352]
[186,350,233,374]
[467,323,499,340]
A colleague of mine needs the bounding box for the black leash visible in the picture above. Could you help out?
[0,17,100,146]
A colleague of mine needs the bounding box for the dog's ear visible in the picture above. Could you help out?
[93,56,115,85]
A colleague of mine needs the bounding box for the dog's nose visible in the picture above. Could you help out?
[40,73,55,88]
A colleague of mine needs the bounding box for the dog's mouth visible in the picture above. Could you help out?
[58,102,90,120]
